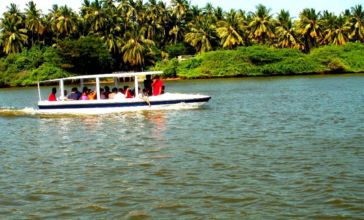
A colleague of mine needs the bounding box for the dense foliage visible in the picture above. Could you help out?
[154,43,364,78]
[0,0,363,86]
[57,36,113,75]
[0,46,68,86]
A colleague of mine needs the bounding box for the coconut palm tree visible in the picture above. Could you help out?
[248,4,275,44]
[3,3,24,22]
[0,16,28,54]
[117,0,137,35]
[51,5,79,39]
[321,11,349,45]
[121,31,155,69]
[348,4,364,42]
[214,7,224,21]
[25,1,45,46]
[83,0,108,34]
[184,16,216,53]
[171,0,188,20]
[216,9,245,48]
[275,10,302,49]
[297,8,322,53]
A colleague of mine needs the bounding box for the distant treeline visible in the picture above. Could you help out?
[0,0,364,86]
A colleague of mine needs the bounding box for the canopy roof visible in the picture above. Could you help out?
[38,71,163,83]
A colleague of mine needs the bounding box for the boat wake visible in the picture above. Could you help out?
[0,107,39,117]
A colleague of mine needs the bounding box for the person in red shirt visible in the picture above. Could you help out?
[152,75,164,96]
[48,87,57,101]
[124,86,133,98]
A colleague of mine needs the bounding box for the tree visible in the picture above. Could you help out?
[121,32,155,69]
[57,36,113,74]
[51,5,79,39]
[216,9,245,49]
[185,16,216,53]
[83,0,108,34]
[297,8,322,53]
[25,1,45,46]
[0,4,28,54]
[275,10,302,49]
[321,11,349,45]
[348,4,364,42]
[248,4,275,44]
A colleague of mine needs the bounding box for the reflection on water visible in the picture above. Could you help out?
[0,75,364,219]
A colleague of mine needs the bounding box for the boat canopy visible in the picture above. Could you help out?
[38,71,163,83]
[37,71,163,101]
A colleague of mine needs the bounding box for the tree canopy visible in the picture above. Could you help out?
[0,0,363,71]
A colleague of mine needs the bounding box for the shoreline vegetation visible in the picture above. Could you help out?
[0,1,364,87]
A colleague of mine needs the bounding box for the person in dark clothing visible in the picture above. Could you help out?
[143,75,153,96]
[104,86,111,99]
[67,87,81,100]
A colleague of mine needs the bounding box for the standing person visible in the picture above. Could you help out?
[152,75,164,96]
[143,75,153,96]
[48,87,57,101]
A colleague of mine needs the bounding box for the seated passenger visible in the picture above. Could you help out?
[104,86,111,99]
[48,87,57,101]
[100,88,106,99]
[81,87,89,100]
[88,89,97,100]
[114,88,125,100]
[108,87,118,99]
[67,87,81,100]
[124,86,133,98]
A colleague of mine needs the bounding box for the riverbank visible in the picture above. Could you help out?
[154,43,364,79]
[1,43,364,88]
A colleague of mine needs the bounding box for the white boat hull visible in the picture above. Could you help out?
[37,93,210,114]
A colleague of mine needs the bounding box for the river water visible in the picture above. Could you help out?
[0,75,363,219]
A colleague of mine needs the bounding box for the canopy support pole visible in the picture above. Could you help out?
[96,77,101,100]
[134,76,139,97]
[37,82,42,101]
[59,79,64,100]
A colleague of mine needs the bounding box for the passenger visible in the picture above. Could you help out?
[152,75,164,96]
[67,87,80,100]
[88,89,97,100]
[104,86,110,99]
[118,87,124,94]
[142,88,148,96]
[59,89,68,100]
[124,86,133,98]
[144,75,153,96]
[100,88,106,99]
[48,87,57,101]
[109,87,118,99]
[114,88,125,100]
[81,87,89,100]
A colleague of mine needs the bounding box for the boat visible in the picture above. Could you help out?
[37,71,211,114]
